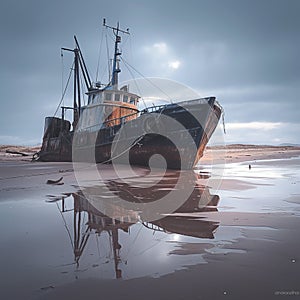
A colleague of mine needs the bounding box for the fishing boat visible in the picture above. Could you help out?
[37,20,223,170]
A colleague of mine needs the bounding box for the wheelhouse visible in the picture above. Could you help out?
[87,86,139,106]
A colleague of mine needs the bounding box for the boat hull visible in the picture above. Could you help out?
[38,97,222,170]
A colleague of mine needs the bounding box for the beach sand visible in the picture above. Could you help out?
[0,145,299,300]
[202,144,300,164]
[2,144,300,163]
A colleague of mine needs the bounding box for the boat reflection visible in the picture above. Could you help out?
[48,170,220,279]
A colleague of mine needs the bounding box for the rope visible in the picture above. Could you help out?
[222,112,226,134]
[215,100,226,134]
[97,135,145,165]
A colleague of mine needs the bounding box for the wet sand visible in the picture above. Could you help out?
[0,145,299,299]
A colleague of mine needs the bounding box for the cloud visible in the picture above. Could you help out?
[168,60,181,70]
[152,42,168,54]
[0,0,299,145]
[226,122,282,131]
[142,42,181,72]
[0,135,41,146]
[223,122,300,145]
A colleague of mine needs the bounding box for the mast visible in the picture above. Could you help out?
[61,36,92,127]
[73,195,91,266]
[111,228,122,279]
[103,18,129,89]
[61,47,80,126]
[74,48,81,125]
[74,36,92,90]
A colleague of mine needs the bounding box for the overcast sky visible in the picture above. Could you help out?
[0,0,299,145]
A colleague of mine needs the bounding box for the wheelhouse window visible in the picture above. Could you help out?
[123,95,128,103]
[114,94,120,101]
[130,97,136,105]
[105,93,112,101]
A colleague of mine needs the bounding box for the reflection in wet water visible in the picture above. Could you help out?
[1,158,299,298]
[47,170,220,279]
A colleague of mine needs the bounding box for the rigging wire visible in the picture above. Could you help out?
[100,62,109,84]
[61,49,64,106]
[105,28,112,83]
[136,230,169,256]
[120,56,173,104]
[119,57,147,109]
[129,34,134,69]
[53,61,74,117]
[55,201,74,250]
[96,26,105,82]
[121,33,130,48]
[122,223,143,260]
[79,71,86,106]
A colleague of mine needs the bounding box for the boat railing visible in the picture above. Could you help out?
[140,104,167,114]
[139,99,212,114]
[142,222,166,232]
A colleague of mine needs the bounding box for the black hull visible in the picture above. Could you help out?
[38,97,222,170]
